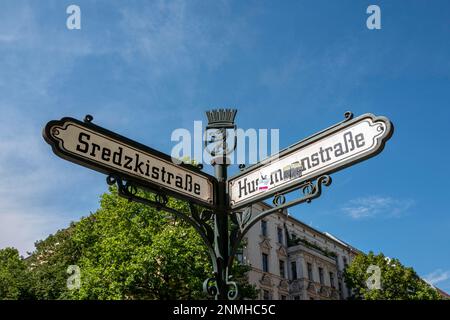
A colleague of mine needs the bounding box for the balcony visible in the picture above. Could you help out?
[289,279,305,293]
[287,237,337,259]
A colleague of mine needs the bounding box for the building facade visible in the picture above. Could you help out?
[241,202,361,300]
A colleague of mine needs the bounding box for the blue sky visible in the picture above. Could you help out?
[0,1,449,292]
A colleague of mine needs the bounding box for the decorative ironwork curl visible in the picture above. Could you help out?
[125,181,138,196]
[199,210,213,223]
[232,207,252,232]
[273,193,286,207]
[376,124,384,133]
[106,175,117,185]
[301,182,314,203]
[226,277,238,300]
[203,277,219,297]
[317,174,332,187]
[202,272,238,300]
[344,111,354,120]
[84,114,93,123]
[189,204,213,227]
[155,193,168,209]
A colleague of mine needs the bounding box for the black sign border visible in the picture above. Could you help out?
[43,117,217,208]
[228,113,394,210]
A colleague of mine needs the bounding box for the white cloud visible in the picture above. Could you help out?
[424,269,450,286]
[341,196,415,219]
[0,1,249,256]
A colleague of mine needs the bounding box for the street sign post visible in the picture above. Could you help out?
[43,116,215,207]
[228,113,393,210]
[43,110,393,300]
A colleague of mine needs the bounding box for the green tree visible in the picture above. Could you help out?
[63,187,256,300]
[25,226,80,299]
[0,247,31,299]
[67,189,211,299]
[1,187,257,300]
[344,251,441,300]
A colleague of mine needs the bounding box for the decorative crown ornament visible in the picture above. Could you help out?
[205,109,237,128]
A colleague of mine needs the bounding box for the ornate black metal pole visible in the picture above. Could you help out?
[205,109,237,300]
[44,109,393,300]
[105,109,333,300]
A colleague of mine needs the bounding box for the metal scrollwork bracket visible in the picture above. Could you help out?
[225,269,238,300]
[106,174,218,278]
[202,268,238,300]
[228,175,332,269]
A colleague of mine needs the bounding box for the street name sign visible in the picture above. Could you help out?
[43,117,215,207]
[228,113,393,210]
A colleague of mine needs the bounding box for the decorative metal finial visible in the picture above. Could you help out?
[204,109,238,160]
[84,114,94,123]
[205,109,237,129]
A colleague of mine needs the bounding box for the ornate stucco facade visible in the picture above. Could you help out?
[241,202,361,300]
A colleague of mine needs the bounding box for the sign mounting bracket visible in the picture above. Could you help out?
[228,174,332,270]
[43,109,393,300]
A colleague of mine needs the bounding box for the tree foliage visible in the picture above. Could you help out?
[0,187,257,300]
[68,188,212,299]
[344,251,441,300]
[0,248,31,299]
[25,226,79,299]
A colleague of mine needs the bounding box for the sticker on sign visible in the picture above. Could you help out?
[228,113,393,210]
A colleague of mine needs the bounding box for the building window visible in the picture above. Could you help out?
[293,295,300,300]
[343,256,348,268]
[281,295,287,300]
[261,220,268,237]
[279,260,285,278]
[338,281,343,299]
[277,227,283,244]
[262,253,269,272]
[318,267,324,285]
[307,263,313,281]
[291,261,297,280]
[263,290,270,300]
[329,272,335,288]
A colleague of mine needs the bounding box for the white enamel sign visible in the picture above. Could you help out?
[43,117,215,207]
[228,113,393,209]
